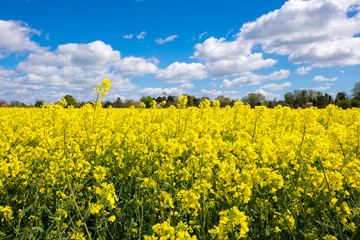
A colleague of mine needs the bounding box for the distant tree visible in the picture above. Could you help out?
[221,98,231,108]
[199,97,210,103]
[10,100,21,107]
[216,95,225,102]
[315,94,327,108]
[124,99,139,108]
[300,89,309,106]
[338,100,352,109]
[336,92,348,101]
[140,96,153,108]
[324,93,333,105]
[241,93,265,108]
[113,97,123,108]
[187,95,199,107]
[167,95,175,103]
[284,92,295,106]
[63,95,79,108]
[35,100,44,108]
[187,96,194,107]
[103,101,113,108]
[0,100,9,107]
[155,96,166,103]
[351,100,360,108]
[307,89,317,102]
[351,82,360,100]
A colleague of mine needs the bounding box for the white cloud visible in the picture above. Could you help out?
[15,41,120,73]
[0,20,44,58]
[340,70,346,73]
[239,0,360,67]
[139,83,193,96]
[312,86,331,91]
[55,41,121,66]
[155,35,178,45]
[199,31,208,40]
[154,62,207,83]
[261,82,292,91]
[200,89,239,98]
[114,56,158,76]
[193,37,277,78]
[296,65,314,75]
[313,75,338,81]
[123,33,133,39]
[220,69,290,88]
[3,40,165,102]
[137,31,147,39]
[0,66,15,77]
[254,89,281,100]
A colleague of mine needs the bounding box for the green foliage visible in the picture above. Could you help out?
[241,93,265,108]
[103,101,113,108]
[63,95,79,108]
[34,100,44,108]
[351,81,360,100]
[113,97,124,108]
[336,92,347,101]
[338,100,352,109]
[140,96,153,108]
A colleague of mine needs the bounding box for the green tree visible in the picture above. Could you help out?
[315,94,327,108]
[10,100,21,107]
[140,96,153,108]
[241,93,265,108]
[339,100,352,109]
[187,96,194,107]
[103,101,113,108]
[63,95,79,108]
[35,100,44,108]
[113,97,123,108]
[351,100,360,108]
[221,98,231,108]
[351,82,360,100]
[284,92,295,107]
[336,92,347,101]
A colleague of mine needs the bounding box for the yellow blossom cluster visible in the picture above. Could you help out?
[0,99,360,239]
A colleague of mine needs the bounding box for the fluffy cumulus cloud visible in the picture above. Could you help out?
[220,69,290,88]
[0,27,162,102]
[296,65,314,75]
[0,66,15,77]
[254,89,282,100]
[193,37,277,78]
[200,89,239,98]
[261,82,292,91]
[312,85,331,91]
[55,41,121,66]
[137,31,147,39]
[123,34,133,39]
[239,0,360,67]
[192,0,360,80]
[154,62,207,83]
[138,83,193,96]
[313,75,338,81]
[155,35,178,45]
[113,56,158,76]
[0,20,44,58]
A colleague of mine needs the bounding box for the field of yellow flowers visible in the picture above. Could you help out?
[1,94,360,239]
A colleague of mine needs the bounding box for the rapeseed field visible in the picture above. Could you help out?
[0,80,359,239]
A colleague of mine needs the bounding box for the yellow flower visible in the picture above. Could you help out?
[70,232,86,240]
[108,215,116,222]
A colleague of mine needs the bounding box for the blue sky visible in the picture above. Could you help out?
[0,0,359,104]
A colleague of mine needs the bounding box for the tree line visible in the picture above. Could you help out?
[2,82,360,109]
